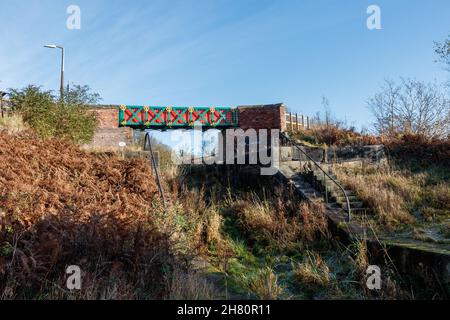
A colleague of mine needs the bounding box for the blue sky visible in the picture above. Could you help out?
[1,0,449,130]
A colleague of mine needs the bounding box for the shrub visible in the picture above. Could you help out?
[289,125,379,147]
[54,102,98,143]
[0,132,187,299]
[8,85,99,144]
[386,133,450,167]
[9,85,57,138]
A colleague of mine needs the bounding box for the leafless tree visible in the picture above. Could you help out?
[368,78,450,138]
[434,35,450,72]
[367,80,402,136]
[322,96,332,129]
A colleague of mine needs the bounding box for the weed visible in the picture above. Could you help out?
[242,267,284,300]
[299,201,328,241]
[293,251,331,289]
[165,268,218,300]
[0,115,27,133]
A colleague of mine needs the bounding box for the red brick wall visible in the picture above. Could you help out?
[91,107,119,128]
[237,104,286,131]
[86,106,126,149]
[86,128,133,149]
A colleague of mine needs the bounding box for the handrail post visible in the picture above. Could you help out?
[346,199,351,222]
[145,132,167,208]
[299,145,302,171]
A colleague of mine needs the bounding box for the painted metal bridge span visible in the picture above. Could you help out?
[118,105,239,129]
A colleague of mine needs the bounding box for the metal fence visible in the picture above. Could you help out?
[285,112,313,131]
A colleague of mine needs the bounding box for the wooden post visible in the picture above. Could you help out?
[295,113,299,131]
[289,112,293,131]
[301,115,304,129]
[306,116,310,130]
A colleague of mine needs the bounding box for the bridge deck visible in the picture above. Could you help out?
[118,105,239,129]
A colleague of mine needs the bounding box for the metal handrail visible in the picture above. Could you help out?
[144,132,167,208]
[280,132,351,221]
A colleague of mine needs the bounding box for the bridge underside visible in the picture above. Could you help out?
[119,105,239,130]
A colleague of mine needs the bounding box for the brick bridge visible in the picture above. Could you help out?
[88,103,288,149]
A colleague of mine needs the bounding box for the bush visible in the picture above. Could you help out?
[386,133,450,167]
[0,132,179,299]
[9,85,99,144]
[289,125,380,147]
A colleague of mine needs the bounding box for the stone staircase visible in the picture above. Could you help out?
[279,143,369,239]
[309,166,371,216]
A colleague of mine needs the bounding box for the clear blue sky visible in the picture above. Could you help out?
[1,0,449,129]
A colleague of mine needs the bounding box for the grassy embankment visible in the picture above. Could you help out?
[289,127,449,245]
[0,115,445,299]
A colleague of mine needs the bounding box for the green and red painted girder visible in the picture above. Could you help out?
[118,105,239,129]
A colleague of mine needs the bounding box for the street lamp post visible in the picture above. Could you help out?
[44,45,65,100]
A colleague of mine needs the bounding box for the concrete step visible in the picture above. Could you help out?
[323,181,346,190]
[341,201,365,209]
[314,173,338,181]
[278,160,372,240]
[318,179,342,186]
[329,189,356,197]
[330,204,371,215]
[334,195,359,202]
